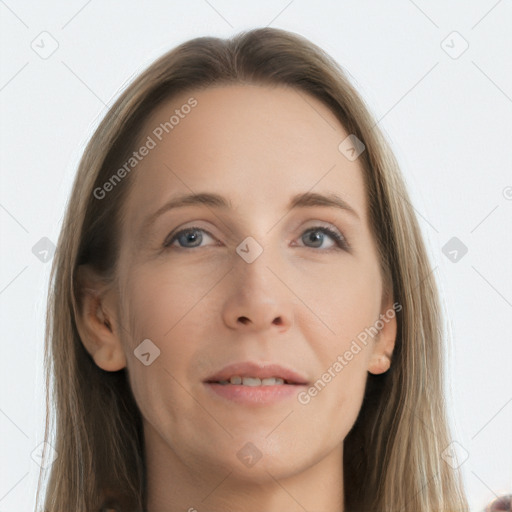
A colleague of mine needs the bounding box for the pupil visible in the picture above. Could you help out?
[182,230,201,246]
[307,231,322,247]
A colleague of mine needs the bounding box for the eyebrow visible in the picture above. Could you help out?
[140,190,360,233]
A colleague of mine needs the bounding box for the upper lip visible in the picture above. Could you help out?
[204,361,309,385]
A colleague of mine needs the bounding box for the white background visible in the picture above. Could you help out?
[0,1,511,511]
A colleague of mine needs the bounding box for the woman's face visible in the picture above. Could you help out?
[100,84,396,491]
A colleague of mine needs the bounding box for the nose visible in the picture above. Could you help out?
[221,247,293,333]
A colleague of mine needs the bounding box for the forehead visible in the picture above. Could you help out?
[121,83,368,235]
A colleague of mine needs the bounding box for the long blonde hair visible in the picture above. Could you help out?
[36,27,469,511]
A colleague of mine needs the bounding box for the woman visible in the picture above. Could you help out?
[36,27,469,511]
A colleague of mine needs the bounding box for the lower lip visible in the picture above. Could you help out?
[204,383,307,405]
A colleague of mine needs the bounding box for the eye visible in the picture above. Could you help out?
[164,225,349,252]
[164,226,216,249]
[297,226,349,251]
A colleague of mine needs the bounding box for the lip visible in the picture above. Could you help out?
[203,361,309,405]
[204,361,309,385]
[204,382,307,405]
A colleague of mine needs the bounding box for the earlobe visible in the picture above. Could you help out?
[368,354,392,375]
[368,298,398,375]
[90,341,127,372]
[75,265,127,372]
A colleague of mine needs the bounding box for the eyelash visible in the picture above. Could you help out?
[163,225,350,252]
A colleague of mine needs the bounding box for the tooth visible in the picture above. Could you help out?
[261,377,285,385]
[242,377,261,386]
[216,376,288,386]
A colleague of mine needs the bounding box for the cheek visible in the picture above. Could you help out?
[118,272,209,446]
[294,256,381,428]
[296,328,372,449]
[119,261,211,342]
[299,253,382,340]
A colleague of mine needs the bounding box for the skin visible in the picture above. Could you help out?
[77,84,396,512]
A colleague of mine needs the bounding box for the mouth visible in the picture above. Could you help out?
[203,362,309,404]
[204,361,309,386]
[206,376,303,386]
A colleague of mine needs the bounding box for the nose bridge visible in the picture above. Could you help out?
[223,236,292,330]
[232,208,279,277]
[233,236,278,300]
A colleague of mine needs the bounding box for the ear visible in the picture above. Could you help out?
[75,264,126,372]
[367,296,399,375]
